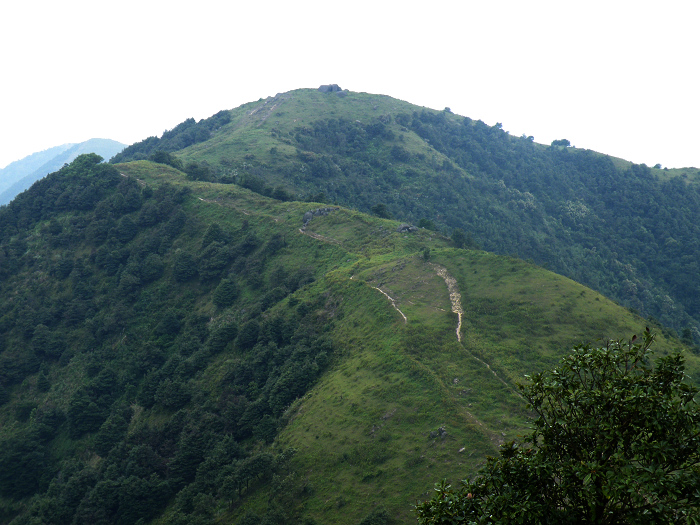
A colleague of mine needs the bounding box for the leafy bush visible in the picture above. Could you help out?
[416,331,700,524]
[213,278,238,308]
[173,250,198,282]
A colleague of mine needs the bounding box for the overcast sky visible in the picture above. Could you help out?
[1,1,698,170]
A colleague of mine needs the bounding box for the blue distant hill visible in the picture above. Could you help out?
[0,138,125,205]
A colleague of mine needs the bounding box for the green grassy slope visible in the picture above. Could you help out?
[271,224,697,523]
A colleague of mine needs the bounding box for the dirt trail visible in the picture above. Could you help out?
[431,264,463,342]
[349,276,407,323]
[370,286,408,323]
[298,228,342,245]
[431,264,521,400]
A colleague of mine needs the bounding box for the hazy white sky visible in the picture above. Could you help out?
[1,0,698,169]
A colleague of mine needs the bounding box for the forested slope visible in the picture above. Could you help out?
[0,155,341,523]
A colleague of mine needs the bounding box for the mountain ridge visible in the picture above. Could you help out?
[112,88,700,340]
[0,144,76,192]
[0,138,125,205]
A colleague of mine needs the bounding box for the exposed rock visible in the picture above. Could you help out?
[318,84,342,93]
[301,207,340,230]
[382,408,397,420]
[429,426,448,439]
[396,223,418,233]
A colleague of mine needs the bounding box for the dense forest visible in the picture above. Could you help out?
[0,155,335,524]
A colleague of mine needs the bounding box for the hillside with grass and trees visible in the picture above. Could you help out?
[0,87,699,524]
[112,87,700,341]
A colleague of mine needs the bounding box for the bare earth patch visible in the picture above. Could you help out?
[431,264,463,341]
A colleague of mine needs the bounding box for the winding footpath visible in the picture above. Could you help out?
[370,285,408,324]
[349,275,408,323]
[432,264,463,342]
[431,264,522,400]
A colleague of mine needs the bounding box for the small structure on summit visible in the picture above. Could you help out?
[318,84,343,93]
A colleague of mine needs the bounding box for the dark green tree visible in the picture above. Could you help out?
[415,331,700,524]
[198,241,231,281]
[141,253,165,283]
[67,388,105,438]
[201,222,224,249]
[0,428,48,498]
[213,278,238,308]
[390,145,411,162]
[94,410,130,456]
[451,229,468,249]
[418,218,437,231]
[36,370,51,392]
[237,320,260,350]
[184,161,213,181]
[272,186,291,201]
[173,250,198,282]
[154,378,191,409]
[150,150,184,171]
[551,138,571,147]
[115,216,139,243]
[170,430,210,485]
[371,203,393,219]
[207,322,238,353]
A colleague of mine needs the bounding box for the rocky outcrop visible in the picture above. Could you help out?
[429,426,448,439]
[302,207,340,230]
[318,84,343,93]
[396,223,418,233]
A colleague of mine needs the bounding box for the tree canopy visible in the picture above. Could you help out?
[550,138,571,147]
[415,330,700,524]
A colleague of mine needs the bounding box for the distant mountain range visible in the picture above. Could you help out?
[0,138,125,205]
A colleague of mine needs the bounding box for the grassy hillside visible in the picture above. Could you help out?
[111,88,700,343]
[0,155,696,524]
